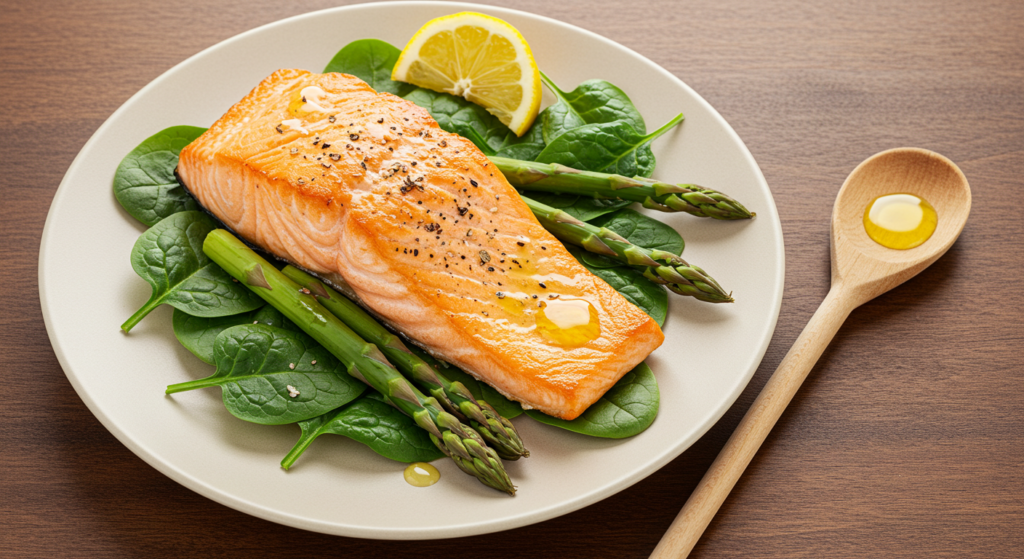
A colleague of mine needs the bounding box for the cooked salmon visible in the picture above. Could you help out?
[177,69,664,420]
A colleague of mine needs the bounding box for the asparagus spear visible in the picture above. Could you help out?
[203,230,516,495]
[521,195,733,303]
[490,156,754,220]
[281,266,528,461]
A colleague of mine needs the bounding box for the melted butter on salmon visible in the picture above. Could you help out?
[178,69,664,420]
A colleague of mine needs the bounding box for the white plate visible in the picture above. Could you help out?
[39,1,783,540]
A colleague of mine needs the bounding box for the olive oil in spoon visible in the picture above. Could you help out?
[864,193,938,249]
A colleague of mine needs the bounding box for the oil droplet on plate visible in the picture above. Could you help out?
[404,462,440,487]
[536,298,600,346]
[863,193,938,249]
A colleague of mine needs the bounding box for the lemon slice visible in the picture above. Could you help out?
[393,12,542,136]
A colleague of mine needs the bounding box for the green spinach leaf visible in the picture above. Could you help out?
[536,114,683,178]
[122,211,263,332]
[172,304,299,365]
[494,118,546,160]
[521,191,632,222]
[590,208,684,254]
[113,126,206,227]
[526,362,659,438]
[540,73,646,144]
[402,87,545,160]
[569,246,668,326]
[575,250,624,269]
[324,38,415,97]
[281,393,444,469]
[166,324,366,425]
[172,308,258,365]
[251,304,301,333]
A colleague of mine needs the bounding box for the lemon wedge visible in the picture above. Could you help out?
[392,12,542,136]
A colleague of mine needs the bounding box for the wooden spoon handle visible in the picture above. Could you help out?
[650,285,857,558]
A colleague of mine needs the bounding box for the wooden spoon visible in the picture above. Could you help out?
[650,147,971,558]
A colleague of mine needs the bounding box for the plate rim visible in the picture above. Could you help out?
[38,0,784,539]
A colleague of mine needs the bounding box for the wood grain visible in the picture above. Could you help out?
[652,148,973,557]
[1,1,1021,557]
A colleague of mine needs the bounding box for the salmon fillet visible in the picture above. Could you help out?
[177,69,664,420]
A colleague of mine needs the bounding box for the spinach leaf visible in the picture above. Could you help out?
[521,191,632,222]
[590,208,684,254]
[172,308,258,365]
[576,250,623,269]
[569,246,668,326]
[323,38,415,97]
[407,345,523,419]
[281,393,444,469]
[586,265,669,326]
[540,73,646,144]
[526,362,659,438]
[536,114,683,178]
[402,87,545,160]
[166,324,366,425]
[172,304,299,365]
[494,118,546,160]
[121,211,263,332]
[113,126,206,226]
[251,304,301,333]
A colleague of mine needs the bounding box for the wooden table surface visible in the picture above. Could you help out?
[2,0,1021,557]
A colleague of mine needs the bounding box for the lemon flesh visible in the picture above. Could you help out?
[393,12,542,136]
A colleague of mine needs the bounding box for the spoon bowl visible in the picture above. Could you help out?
[832,147,972,306]
[651,147,971,558]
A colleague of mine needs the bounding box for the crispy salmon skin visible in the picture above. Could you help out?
[177,69,664,420]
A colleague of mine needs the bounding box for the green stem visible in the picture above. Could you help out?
[165,377,222,394]
[539,71,571,108]
[521,195,733,303]
[539,70,562,96]
[281,430,318,470]
[120,297,162,332]
[489,156,754,219]
[644,112,685,144]
[597,113,683,175]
